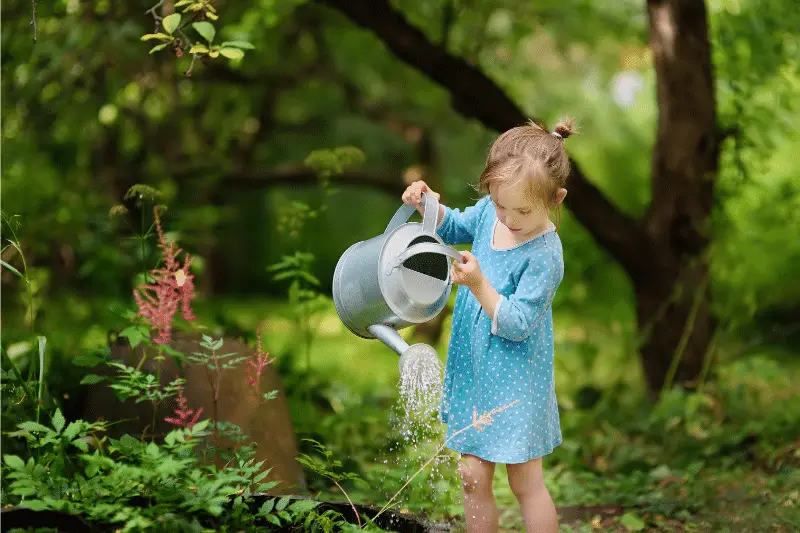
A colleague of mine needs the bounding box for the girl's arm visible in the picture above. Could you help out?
[480,249,563,343]
[436,196,491,246]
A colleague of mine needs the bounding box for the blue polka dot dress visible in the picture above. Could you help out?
[436,195,564,464]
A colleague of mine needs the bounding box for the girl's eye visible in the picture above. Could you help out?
[520,210,531,215]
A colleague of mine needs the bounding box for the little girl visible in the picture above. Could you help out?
[402,119,574,533]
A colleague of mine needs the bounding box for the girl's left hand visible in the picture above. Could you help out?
[452,251,484,289]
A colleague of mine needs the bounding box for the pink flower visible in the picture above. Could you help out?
[164,385,203,431]
[134,207,196,344]
[246,326,276,389]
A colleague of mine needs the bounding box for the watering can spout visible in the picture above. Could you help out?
[367,324,409,357]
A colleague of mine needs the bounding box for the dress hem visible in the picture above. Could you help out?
[445,436,563,464]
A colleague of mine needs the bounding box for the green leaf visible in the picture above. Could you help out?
[72,351,107,367]
[648,464,672,480]
[12,485,37,497]
[4,455,25,470]
[278,510,292,522]
[140,33,172,42]
[258,498,275,515]
[1,259,24,279]
[289,500,321,514]
[80,374,106,385]
[192,21,215,43]
[20,500,50,511]
[620,512,647,532]
[221,41,255,50]
[188,43,209,54]
[51,409,65,434]
[263,390,279,401]
[63,421,82,441]
[192,419,210,434]
[18,421,52,433]
[146,442,160,457]
[219,47,245,60]
[276,496,291,511]
[174,0,193,6]
[266,514,282,526]
[119,325,150,349]
[162,13,181,35]
[256,481,280,492]
[71,439,89,452]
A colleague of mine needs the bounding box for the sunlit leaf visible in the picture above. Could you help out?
[149,43,170,54]
[193,21,215,43]
[221,41,255,50]
[219,47,245,60]
[162,13,181,35]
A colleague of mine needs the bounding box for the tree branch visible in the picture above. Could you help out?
[30,0,37,43]
[174,164,405,196]
[316,0,652,277]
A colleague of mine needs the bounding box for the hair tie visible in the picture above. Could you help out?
[551,131,562,140]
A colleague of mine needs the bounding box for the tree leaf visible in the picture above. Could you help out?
[0,259,24,279]
[80,374,105,385]
[51,409,66,434]
[219,47,245,60]
[150,43,169,54]
[140,33,172,42]
[221,41,255,50]
[162,13,181,35]
[192,21,215,43]
[4,455,25,470]
[189,43,209,54]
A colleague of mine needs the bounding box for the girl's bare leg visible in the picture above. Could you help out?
[506,457,558,533]
[458,454,499,533]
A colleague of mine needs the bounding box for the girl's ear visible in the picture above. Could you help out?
[555,188,567,205]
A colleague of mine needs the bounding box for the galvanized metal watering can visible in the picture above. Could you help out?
[333,192,463,356]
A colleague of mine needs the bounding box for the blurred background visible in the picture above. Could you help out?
[2,0,799,531]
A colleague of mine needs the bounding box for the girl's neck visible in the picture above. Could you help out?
[517,219,552,241]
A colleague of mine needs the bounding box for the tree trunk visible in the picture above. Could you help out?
[638,0,721,396]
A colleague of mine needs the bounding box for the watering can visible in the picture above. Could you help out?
[332,192,464,357]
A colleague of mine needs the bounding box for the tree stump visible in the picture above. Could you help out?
[81,331,304,494]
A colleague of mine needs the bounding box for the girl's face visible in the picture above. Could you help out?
[491,180,564,238]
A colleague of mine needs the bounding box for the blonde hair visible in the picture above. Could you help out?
[473,117,576,229]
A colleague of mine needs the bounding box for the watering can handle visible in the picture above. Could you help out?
[384,192,440,235]
[386,242,465,275]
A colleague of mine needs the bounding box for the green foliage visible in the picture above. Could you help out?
[2,413,284,531]
[297,439,369,490]
[188,335,249,371]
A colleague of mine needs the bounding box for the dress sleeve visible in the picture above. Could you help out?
[491,248,562,342]
[436,196,490,246]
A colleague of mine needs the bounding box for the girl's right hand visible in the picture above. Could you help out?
[402,180,440,206]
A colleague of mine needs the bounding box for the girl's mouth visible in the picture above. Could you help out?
[509,228,521,232]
